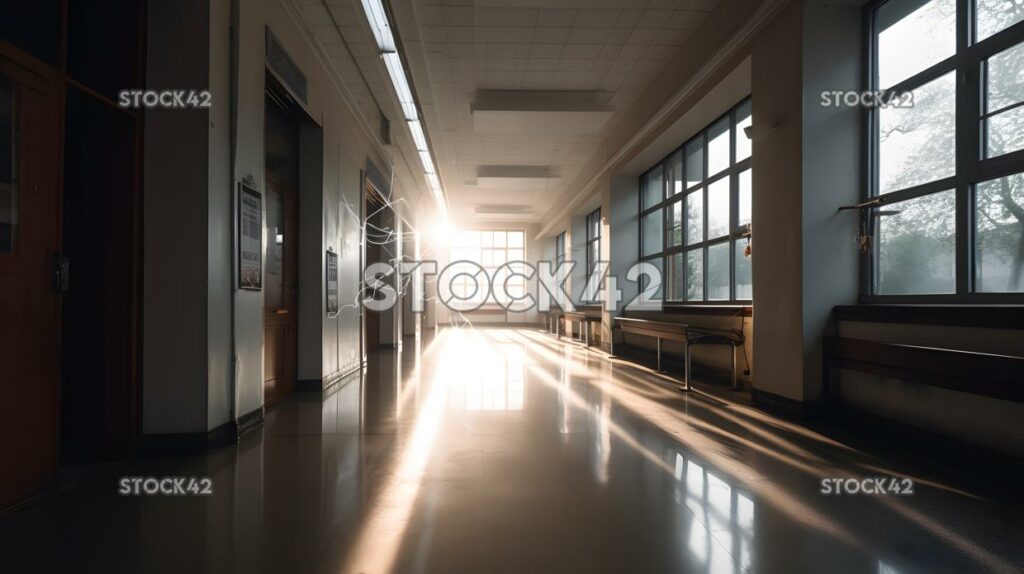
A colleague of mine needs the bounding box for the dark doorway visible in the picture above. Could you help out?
[263,79,300,407]
[59,86,138,464]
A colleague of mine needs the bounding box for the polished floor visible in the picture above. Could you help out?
[1,327,1022,573]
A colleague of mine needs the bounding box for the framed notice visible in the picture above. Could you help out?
[326,249,339,317]
[238,182,263,290]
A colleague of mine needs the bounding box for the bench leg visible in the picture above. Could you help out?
[656,338,662,372]
[731,344,738,390]
[584,322,589,347]
[683,342,692,392]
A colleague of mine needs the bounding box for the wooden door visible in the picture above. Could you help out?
[0,52,60,509]
[263,175,297,406]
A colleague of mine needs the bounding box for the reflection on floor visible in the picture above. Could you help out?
[1,327,1022,573]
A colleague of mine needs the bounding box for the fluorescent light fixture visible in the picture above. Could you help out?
[360,0,395,52]
[419,150,435,174]
[408,120,428,151]
[360,0,447,214]
[382,53,417,121]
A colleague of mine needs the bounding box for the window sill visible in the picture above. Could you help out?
[658,304,753,317]
[834,304,1024,330]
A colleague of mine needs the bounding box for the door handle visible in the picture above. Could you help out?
[53,253,70,293]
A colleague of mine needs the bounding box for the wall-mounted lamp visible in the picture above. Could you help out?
[743,122,779,140]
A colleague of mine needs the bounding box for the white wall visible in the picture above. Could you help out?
[144,0,430,434]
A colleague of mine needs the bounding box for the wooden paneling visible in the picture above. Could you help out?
[824,336,1024,403]
[0,50,60,509]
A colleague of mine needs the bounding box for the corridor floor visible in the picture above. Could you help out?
[1,327,1022,573]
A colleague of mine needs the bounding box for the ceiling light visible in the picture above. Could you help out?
[419,150,435,174]
[383,53,417,121]
[360,0,395,52]
[408,120,427,150]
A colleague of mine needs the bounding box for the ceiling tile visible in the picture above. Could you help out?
[534,28,571,43]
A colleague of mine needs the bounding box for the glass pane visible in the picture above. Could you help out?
[0,75,15,254]
[481,231,493,247]
[265,189,285,308]
[738,169,752,227]
[508,231,524,248]
[735,241,752,299]
[668,253,684,301]
[735,100,752,162]
[667,200,683,248]
[975,173,1024,292]
[641,209,663,257]
[685,137,703,188]
[707,178,730,239]
[509,248,524,261]
[642,167,663,210]
[879,71,955,194]
[876,0,956,89]
[988,107,1024,158]
[686,190,703,245]
[686,249,704,301]
[985,41,1024,159]
[494,231,506,248]
[977,0,1024,42]
[875,190,956,294]
[707,242,730,300]
[666,150,683,197]
[707,118,730,176]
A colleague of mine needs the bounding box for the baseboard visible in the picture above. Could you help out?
[236,406,264,438]
[298,363,363,395]
[751,388,817,419]
[140,406,265,455]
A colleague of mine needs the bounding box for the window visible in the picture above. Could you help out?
[586,209,601,276]
[449,230,527,304]
[640,99,753,303]
[555,231,566,266]
[868,0,1024,299]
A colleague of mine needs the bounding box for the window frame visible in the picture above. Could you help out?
[586,208,601,277]
[638,98,753,305]
[448,229,527,305]
[863,0,1024,303]
[555,231,566,267]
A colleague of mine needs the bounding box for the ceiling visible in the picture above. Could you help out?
[295,0,721,225]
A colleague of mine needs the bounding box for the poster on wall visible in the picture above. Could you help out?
[326,249,339,317]
[238,182,263,290]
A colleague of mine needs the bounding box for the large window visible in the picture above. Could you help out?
[449,230,526,304]
[639,99,753,303]
[586,209,601,276]
[868,0,1024,299]
[555,231,566,267]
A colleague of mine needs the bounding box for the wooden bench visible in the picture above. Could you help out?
[543,310,563,335]
[823,336,1024,404]
[562,311,602,347]
[612,317,744,391]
